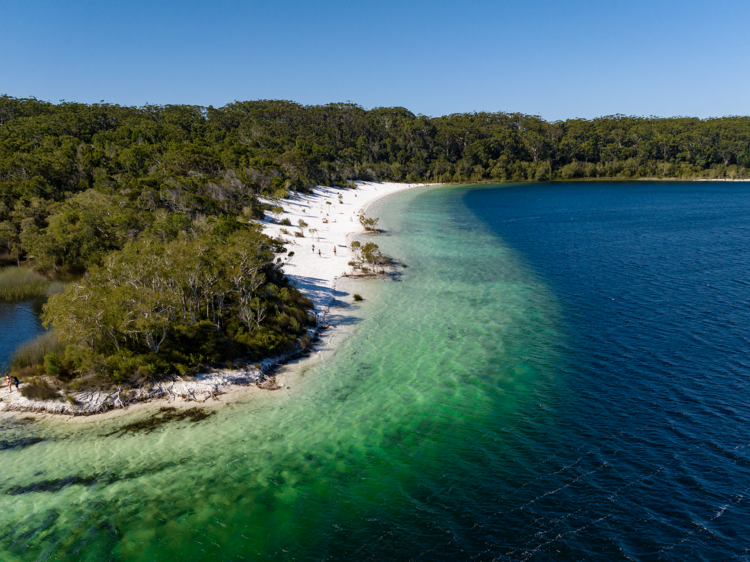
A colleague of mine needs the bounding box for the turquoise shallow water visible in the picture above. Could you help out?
[0,182,748,560]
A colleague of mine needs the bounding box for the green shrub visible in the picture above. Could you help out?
[280,218,292,226]
[287,251,295,257]
[103,352,150,384]
[44,352,62,376]
[294,231,304,237]
[20,382,61,401]
[353,294,363,301]
[242,203,266,220]
[359,215,380,231]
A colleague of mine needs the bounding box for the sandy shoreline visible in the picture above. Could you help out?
[0,181,433,419]
[263,181,431,316]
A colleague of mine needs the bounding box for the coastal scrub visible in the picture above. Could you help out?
[24,218,314,390]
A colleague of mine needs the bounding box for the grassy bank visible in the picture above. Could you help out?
[0,267,63,301]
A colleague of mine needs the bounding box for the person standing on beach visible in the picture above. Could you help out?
[6,374,12,393]
[312,244,315,253]
[333,246,337,256]
[12,375,19,392]
[318,249,321,257]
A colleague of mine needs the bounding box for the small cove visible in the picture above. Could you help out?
[0,298,47,371]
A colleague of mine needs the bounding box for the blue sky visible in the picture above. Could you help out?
[2,0,748,120]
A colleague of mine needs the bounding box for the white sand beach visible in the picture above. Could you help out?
[262,181,428,317]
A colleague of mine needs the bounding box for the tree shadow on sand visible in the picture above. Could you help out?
[286,275,362,329]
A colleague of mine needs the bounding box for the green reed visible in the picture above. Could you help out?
[10,331,61,370]
[0,266,50,301]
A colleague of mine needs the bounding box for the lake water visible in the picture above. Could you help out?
[0,182,748,561]
[0,299,47,371]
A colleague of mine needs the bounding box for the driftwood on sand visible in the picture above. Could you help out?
[0,368,268,416]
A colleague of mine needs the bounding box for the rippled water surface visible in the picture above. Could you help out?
[0,182,748,561]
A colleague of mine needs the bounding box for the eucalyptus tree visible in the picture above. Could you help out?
[41,220,312,384]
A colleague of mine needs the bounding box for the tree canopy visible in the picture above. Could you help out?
[37,220,313,386]
[2,95,749,271]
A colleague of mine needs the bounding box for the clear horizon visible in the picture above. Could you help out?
[2,0,750,121]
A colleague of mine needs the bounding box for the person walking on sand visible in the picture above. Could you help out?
[318,249,321,257]
[312,244,315,253]
[6,374,12,393]
[333,246,337,256]
[12,375,19,392]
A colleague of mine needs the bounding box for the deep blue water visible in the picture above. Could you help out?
[463,182,750,560]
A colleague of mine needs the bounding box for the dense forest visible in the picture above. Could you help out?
[1,94,749,392]
[3,95,750,271]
